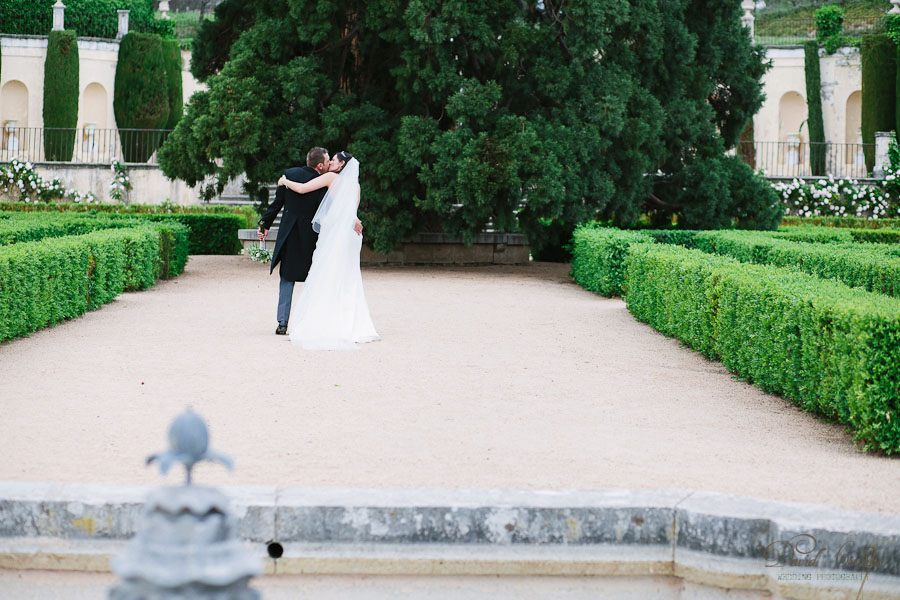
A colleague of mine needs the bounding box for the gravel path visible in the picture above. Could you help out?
[0,256,897,513]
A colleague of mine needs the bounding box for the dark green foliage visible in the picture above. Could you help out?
[623,243,900,453]
[861,34,897,172]
[804,41,826,176]
[43,30,79,161]
[529,220,575,263]
[882,13,900,48]
[0,223,189,343]
[162,39,184,131]
[189,0,255,83]
[691,230,900,297]
[675,155,784,230]
[114,32,170,162]
[887,12,900,133]
[160,0,774,252]
[815,5,845,54]
[141,213,244,254]
[569,226,651,296]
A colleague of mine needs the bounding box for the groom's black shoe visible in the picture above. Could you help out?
[275,323,287,335]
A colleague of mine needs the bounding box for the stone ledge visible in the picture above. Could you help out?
[1,484,899,598]
[237,229,531,265]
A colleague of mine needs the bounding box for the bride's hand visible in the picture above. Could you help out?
[277,175,287,186]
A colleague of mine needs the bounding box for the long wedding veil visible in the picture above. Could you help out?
[310,158,359,234]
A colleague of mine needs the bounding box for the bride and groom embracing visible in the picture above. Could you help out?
[257,147,379,350]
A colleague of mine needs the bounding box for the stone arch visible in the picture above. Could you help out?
[778,91,807,142]
[778,91,807,167]
[79,83,109,160]
[1,80,29,153]
[845,90,863,167]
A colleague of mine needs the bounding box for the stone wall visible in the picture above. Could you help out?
[33,162,202,205]
[754,46,862,146]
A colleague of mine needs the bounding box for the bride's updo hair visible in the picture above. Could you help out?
[334,151,353,173]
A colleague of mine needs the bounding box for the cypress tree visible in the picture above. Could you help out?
[861,34,897,173]
[113,32,170,163]
[162,39,183,131]
[43,30,80,161]
[804,41,826,176]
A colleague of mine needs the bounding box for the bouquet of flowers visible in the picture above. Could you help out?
[247,240,273,264]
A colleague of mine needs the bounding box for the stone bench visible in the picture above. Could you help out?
[237,230,531,265]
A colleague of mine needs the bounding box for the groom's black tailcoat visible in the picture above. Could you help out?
[258,166,328,281]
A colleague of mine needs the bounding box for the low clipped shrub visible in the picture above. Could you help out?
[624,243,900,453]
[770,226,853,243]
[0,222,189,343]
[691,230,900,298]
[0,205,248,254]
[141,213,244,254]
[569,226,651,296]
[0,213,142,246]
[781,216,900,229]
[850,228,900,244]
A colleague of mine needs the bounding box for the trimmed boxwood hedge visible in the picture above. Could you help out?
[43,30,79,161]
[0,213,145,246]
[691,230,900,298]
[781,216,900,229]
[0,222,189,343]
[570,225,651,296]
[0,201,256,228]
[0,206,246,254]
[141,213,244,254]
[624,243,900,453]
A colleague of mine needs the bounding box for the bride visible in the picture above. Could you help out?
[276,151,379,350]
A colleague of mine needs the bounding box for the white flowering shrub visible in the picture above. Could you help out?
[773,176,897,218]
[0,159,95,204]
[109,160,133,204]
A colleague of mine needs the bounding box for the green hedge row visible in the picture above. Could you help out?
[691,231,900,298]
[0,201,254,225]
[0,213,144,246]
[781,216,900,229]
[624,243,900,453]
[141,213,244,254]
[0,222,188,343]
[0,206,246,254]
[570,226,650,296]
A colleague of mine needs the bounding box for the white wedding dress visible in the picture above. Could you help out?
[289,159,380,350]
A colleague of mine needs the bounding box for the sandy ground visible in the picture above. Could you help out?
[0,256,897,514]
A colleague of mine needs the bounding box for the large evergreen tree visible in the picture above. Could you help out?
[160,0,778,252]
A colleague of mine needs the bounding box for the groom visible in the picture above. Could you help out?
[257,147,331,335]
